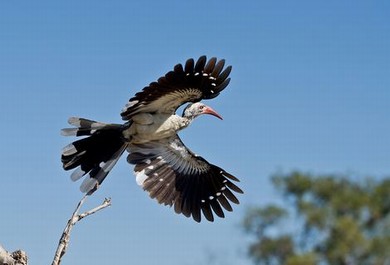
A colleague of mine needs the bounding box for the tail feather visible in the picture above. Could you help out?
[61,117,121,137]
[79,144,127,193]
[61,117,127,194]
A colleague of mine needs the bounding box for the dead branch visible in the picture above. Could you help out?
[51,194,111,265]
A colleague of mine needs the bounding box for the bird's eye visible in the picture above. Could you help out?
[199,105,204,109]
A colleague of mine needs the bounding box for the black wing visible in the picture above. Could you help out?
[121,56,232,120]
[126,136,243,222]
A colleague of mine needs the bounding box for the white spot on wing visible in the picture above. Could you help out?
[135,169,148,186]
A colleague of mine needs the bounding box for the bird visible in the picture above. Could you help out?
[61,56,243,222]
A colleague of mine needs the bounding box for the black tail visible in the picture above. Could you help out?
[61,117,128,194]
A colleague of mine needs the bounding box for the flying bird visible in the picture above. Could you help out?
[61,56,243,222]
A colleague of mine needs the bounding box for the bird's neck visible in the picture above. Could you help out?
[175,115,194,131]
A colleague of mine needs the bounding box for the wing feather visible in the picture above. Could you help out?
[127,135,242,222]
[121,56,232,120]
[201,202,214,222]
[217,195,233,212]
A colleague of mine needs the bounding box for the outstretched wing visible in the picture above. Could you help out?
[121,56,232,120]
[126,136,243,222]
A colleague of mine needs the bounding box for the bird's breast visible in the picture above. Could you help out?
[125,113,187,143]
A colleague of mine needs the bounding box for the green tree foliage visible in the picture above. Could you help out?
[242,172,390,265]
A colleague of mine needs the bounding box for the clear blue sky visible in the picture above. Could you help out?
[1,1,389,264]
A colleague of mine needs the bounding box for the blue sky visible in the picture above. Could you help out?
[1,1,389,264]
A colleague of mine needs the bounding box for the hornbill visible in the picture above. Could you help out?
[61,56,243,222]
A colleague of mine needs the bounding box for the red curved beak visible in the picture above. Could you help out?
[202,106,223,120]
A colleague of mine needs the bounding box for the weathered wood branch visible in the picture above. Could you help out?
[51,194,111,265]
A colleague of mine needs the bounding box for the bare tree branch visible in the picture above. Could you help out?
[51,194,111,265]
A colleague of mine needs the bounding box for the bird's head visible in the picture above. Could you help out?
[182,102,223,121]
